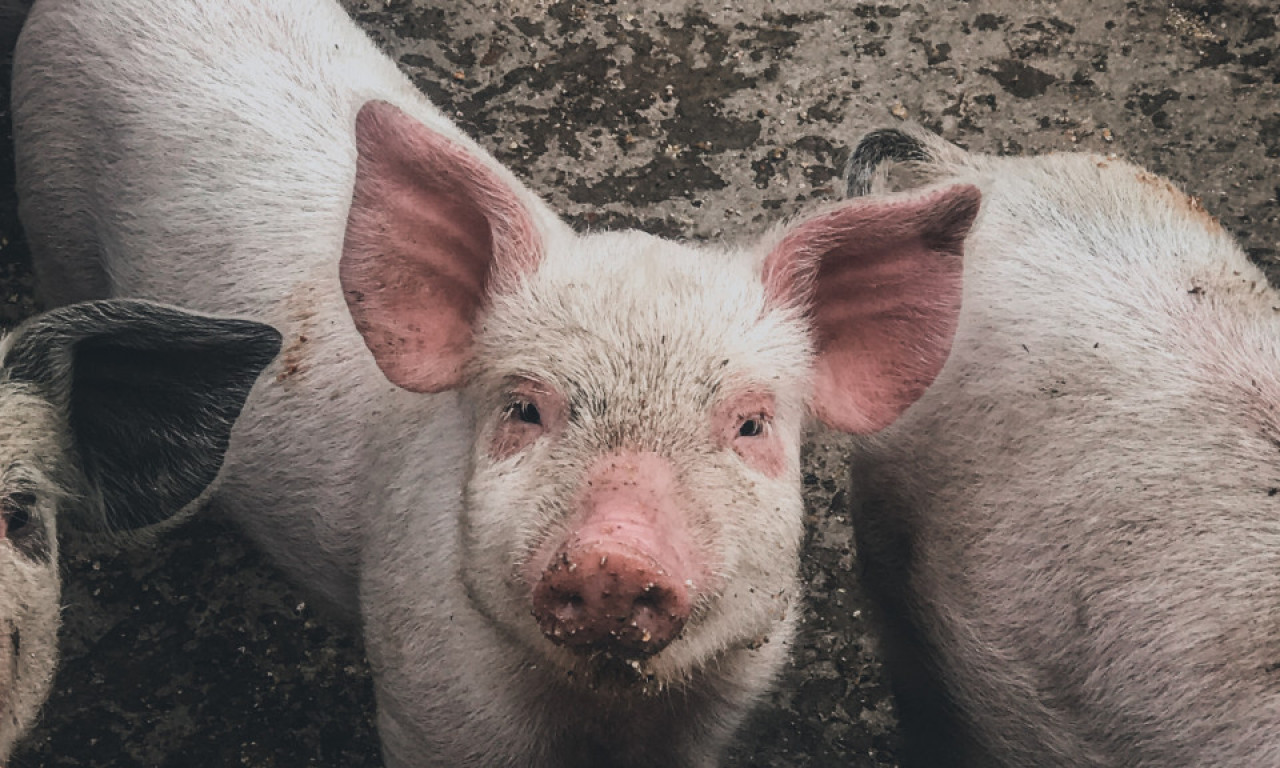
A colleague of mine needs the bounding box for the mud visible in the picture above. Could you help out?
[2,1,1277,765]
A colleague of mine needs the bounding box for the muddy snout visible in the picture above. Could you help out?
[531,452,704,659]
[532,531,692,658]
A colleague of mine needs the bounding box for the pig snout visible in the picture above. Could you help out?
[531,454,699,658]
[532,521,692,657]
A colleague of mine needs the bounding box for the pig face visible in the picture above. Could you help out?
[461,231,816,688]
[340,100,979,692]
[0,300,280,758]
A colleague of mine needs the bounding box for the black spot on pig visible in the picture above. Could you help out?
[1,488,46,560]
[843,128,931,198]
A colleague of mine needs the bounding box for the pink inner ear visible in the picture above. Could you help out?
[340,100,542,393]
[764,184,980,433]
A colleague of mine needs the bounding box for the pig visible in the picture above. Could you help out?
[12,1,979,764]
[843,123,1280,767]
[0,299,279,760]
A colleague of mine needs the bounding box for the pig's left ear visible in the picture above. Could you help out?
[340,99,544,393]
[763,184,980,433]
[4,300,281,530]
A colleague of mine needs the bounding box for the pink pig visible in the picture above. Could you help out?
[14,1,976,764]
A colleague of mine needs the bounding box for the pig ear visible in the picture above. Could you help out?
[764,184,980,433]
[843,124,974,199]
[4,300,281,530]
[340,100,543,393]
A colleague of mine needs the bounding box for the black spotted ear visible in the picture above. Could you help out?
[3,299,281,530]
[843,128,933,198]
[843,124,972,199]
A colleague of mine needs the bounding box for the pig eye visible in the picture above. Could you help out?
[506,400,542,426]
[1,492,34,533]
[739,418,766,438]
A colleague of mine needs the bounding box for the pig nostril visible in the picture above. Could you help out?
[548,590,586,622]
[633,587,664,613]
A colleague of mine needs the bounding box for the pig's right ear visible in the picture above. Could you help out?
[763,184,980,434]
[340,100,544,393]
[3,300,281,531]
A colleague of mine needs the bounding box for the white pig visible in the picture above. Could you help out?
[13,1,978,764]
[844,124,1280,767]
[0,299,279,759]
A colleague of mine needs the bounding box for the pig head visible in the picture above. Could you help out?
[844,125,1280,767]
[0,300,279,759]
[340,98,979,704]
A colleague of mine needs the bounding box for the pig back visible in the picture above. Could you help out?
[848,154,1280,767]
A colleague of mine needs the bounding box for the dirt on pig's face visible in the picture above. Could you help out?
[460,230,811,693]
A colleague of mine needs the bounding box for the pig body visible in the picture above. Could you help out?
[844,127,1280,766]
[0,300,279,759]
[14,1,977,764]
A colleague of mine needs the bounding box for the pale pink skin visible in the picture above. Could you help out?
[341,100,542,394]
[513,388,787,658]
[763,186,972,433]
[529,452,705,657]
[715,391,786,478]
[12,1,979,761]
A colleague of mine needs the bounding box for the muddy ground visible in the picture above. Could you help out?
[1,0,1278,765]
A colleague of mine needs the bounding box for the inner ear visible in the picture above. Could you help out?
[340,100,543,393]
[765,184,980,433]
